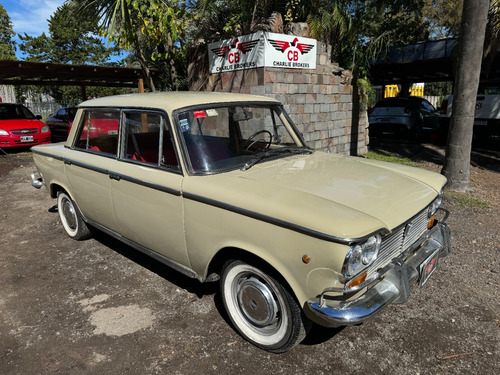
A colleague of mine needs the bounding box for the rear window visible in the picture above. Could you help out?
[374,99,408,108]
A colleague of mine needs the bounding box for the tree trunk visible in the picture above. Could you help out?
[133,36,156,92]
[441,0,489,191]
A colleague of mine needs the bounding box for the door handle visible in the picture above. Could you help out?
[109,173,121,181]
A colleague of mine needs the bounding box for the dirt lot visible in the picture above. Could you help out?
[0,141,499,375]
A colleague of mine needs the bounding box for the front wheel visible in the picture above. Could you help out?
[57,191,92,240]
[220,259,310,353]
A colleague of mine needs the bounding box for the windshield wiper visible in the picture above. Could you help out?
[241,147,313,171]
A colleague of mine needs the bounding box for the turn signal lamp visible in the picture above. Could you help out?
[347,271,367,289]
[427,215,436,229]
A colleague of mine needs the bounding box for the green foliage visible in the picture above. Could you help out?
[424,82,453,103]
[445,191,490,208]
[357,77,375,110]
[0,4,16,60]
[362,151,419,167]
[19,3,118,64]
[423,0,463,38]
[17,3,126,104]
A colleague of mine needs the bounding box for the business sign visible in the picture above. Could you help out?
[208,32,317,73]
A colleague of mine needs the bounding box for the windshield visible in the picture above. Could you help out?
[0,104,36,120]
[176,104,308,173]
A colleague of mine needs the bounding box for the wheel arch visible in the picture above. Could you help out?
[49,182,71,199]
[206,247,304,305]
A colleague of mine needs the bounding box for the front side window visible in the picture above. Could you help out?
[176,104,308,173]
[74,109,120,156]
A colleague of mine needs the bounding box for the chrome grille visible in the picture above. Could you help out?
[367,208,429,278]
[12,128,38,135]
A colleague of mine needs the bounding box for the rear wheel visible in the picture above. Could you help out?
[220,259,310,353]
[57,191,92,240]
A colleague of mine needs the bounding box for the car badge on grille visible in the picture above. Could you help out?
[403,223,412,238]
[21,129,29,134]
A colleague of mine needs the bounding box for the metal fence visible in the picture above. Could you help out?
[26,102,68,120]
[422,95,441,108]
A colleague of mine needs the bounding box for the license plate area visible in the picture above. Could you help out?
[20,136,34,142]
[419,250,439,287]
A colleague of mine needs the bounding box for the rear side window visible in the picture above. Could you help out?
[122,110,179,169]
[74,110,120,156]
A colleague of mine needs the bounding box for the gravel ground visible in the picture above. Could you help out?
[0,141,499,375]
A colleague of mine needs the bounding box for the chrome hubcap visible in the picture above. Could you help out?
[236,275,279,329]
[62,199,77,230]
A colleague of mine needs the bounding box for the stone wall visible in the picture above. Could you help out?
[206,43,368,155]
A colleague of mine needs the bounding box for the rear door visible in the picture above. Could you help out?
[65,109,120,232]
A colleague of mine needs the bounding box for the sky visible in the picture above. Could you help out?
[1,0,125,61]
[1,0,65,37]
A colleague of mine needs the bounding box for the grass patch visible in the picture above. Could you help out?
[445,191,490,209]
[363,151,419,167]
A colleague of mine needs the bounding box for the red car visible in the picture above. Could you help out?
[0,103,51,148]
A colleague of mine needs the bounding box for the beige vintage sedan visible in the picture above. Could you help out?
[31,92,450,353]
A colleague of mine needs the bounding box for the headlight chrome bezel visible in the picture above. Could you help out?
[343,234,382,279]
[428,188,444,218]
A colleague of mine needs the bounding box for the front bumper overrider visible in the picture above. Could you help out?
[304,215,451,328]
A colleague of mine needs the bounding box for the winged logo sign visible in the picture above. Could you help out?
[208,32,317,73]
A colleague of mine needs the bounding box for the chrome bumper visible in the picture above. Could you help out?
[304,219,451,327]
[31,171,43,189]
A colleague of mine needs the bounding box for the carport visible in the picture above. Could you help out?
[0,60,149,101]
[370,37,500,86]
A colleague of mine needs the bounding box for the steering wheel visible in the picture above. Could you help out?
[243,130,272,151]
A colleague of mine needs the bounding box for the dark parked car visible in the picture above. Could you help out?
[368,97,439,139]
[45,107,77,141]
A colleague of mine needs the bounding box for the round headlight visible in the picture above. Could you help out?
[428,189,444,217]
[362,235,381,265]
[346,245,363,277]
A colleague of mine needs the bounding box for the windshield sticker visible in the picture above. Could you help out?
[206,109,218,117]
[194,110,207,118]
[180,119,190,132]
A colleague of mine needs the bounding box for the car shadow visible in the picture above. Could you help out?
[300,324,346,346]
[91,230,218,298]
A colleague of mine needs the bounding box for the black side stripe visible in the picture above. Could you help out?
[109,172,181,196]
[182,192,358,245]
[34,150,376,244]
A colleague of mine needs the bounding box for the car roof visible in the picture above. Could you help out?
[78,92,280,113]
[0,103,25,107]
[375,97,428,107]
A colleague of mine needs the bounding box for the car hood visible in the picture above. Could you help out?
[0,119,45,129]
[185,152,446,240]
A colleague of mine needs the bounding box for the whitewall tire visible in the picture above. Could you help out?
[220,259,309,353]
[57,191,92,240]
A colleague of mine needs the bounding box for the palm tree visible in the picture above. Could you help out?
[69,0,156,91]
